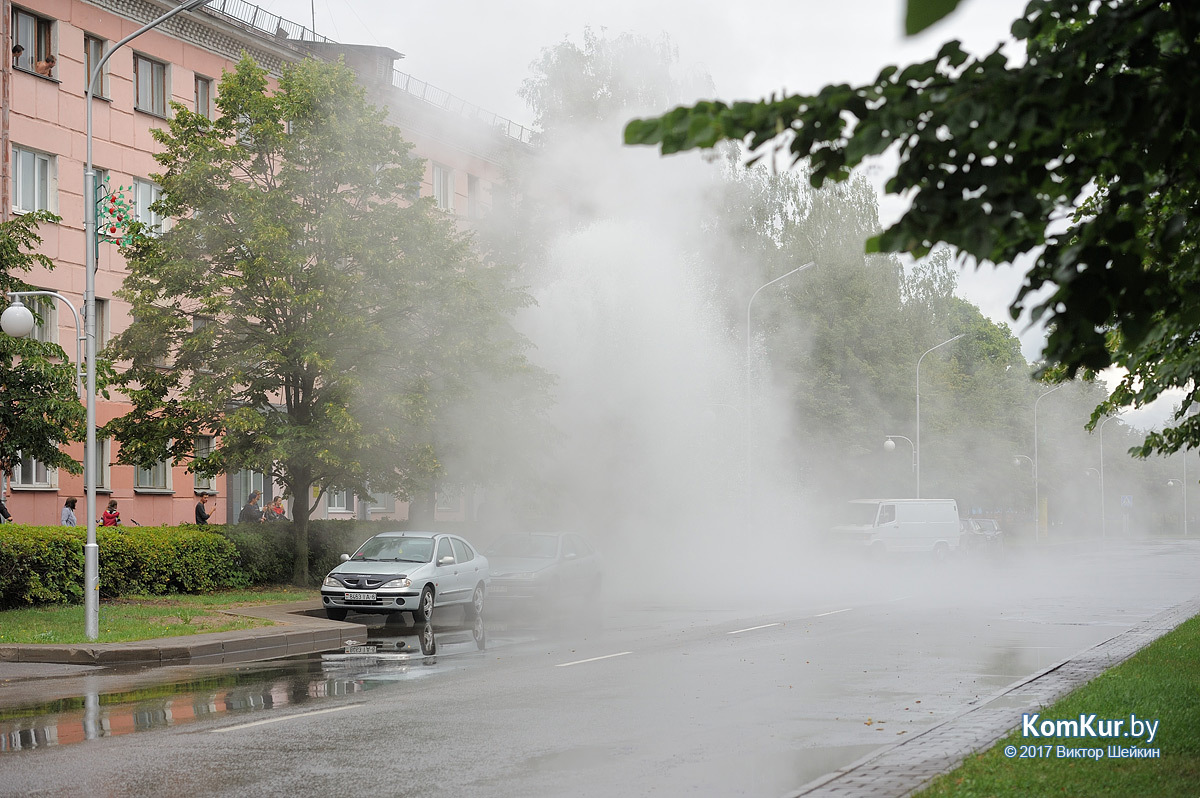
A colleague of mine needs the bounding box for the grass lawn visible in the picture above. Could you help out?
[0,587,319,645]
[917,614,1200,797]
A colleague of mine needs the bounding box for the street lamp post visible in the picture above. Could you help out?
[1032,384,1065,542]
[1098,414,1119,540]
[2,293,84,397]
[1166,452,1189,538]
[883,435,916,495]
[78,0,216,640]
[745,261,815,518]
[915,334,964,499]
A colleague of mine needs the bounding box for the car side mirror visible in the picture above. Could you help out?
[339,553,350,562]
[438,555,455,567]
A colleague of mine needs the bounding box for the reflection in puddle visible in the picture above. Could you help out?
[0,618,492,754]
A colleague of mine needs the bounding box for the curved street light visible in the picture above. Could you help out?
[74,0,218,641]
[745,261,816,520]
[1098,414,1120,540]
[884,435,916,495]
[915,333,964,498]
[1032,384,1065,542]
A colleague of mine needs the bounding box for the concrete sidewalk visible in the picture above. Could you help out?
[788,595,1200,797]
[0,600,365,668]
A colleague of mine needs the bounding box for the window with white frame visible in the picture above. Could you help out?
[467,175,481,219]
[432,163,454,212]
[86,297,109,349]
[133,178,164,234]
[133,53,167,116]
[12,8,52,72]
[13,146,53,213]
[193,436,216,492]
[135,458,172,491]
[29,295,57,345]
[83,34,108,97]
[94,438,111,491]
[194,75,213,120]
[327,489,352,512]
[367,489,393,513]
[14,452,56,488]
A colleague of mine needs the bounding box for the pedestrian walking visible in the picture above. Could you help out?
[0,497,11,523]
[101,499,121,526]
[238,490,263,523]
[195,494,212,525]
[61,497,78,526]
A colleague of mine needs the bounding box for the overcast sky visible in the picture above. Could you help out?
[254,0,1175,429]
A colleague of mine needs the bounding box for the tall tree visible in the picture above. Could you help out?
[626,0,1200,456]
[0,212,90,485]
[105,56,537,582]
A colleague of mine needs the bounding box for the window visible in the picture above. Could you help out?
[436,537,454,564]
[12,8,52,72]
[878,504,896,525]
[432,163,453,212]
[467,175,481,219]
[94,438,111,491]
[135,457,171,491]
[450,538,472,563]
[84,34,108,96]
[13,146,53,213]
[327,489,351,512]
[134,53,167,116]
[133,178,164,234]
[435,485,461,512]
[367,488,393,512]
[29,295,57,345]
[193,436,216,492]
[14,452,55,488]
[194,76,213,119]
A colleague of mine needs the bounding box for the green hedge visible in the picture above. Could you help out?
[0,524,245,609]
[0,519,480,608]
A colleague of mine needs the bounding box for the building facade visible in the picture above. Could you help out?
[2,0,529,526]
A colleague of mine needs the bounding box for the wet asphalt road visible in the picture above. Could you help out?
[1,539,1198,797]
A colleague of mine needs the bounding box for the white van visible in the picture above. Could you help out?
[833,499,961,556]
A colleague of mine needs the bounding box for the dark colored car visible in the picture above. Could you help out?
[485,533,602,602]
[961,518,1004,552]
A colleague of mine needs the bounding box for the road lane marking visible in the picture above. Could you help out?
[556,651,632,668]
[211,704,359,733]
[814,608,853,617]
[727,623,782,635]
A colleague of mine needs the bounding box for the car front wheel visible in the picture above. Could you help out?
[415,585,435,622]
[467,583,485,618]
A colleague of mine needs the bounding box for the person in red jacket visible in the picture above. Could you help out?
[101,499,121,526]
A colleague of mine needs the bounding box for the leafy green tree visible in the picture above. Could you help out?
[0,212,90,486]
[105,57,537,582]
[626,0,1200,456]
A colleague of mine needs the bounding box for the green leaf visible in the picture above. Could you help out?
[905,0,964,36]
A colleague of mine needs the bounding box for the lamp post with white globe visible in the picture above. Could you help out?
[883,435,916,495]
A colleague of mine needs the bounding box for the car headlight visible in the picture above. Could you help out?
[322,576,341,588]
[381,578,411,589]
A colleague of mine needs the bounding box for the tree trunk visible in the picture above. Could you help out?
[291,470,313,585]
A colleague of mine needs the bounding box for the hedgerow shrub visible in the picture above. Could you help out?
[0,525,246,609]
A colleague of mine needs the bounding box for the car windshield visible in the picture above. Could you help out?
[352,536,433,563]
[845,503,879,526]
[488,535,558,559]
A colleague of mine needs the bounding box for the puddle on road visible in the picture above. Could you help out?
[0,617,508,754]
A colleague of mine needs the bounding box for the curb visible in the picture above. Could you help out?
[787,594,1200,798]
[0,600,367,667]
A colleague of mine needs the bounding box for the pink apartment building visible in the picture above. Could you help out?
[2,0,530,527]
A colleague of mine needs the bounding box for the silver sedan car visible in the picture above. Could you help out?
[320,532,489,622]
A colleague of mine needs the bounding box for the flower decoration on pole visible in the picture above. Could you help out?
[96,176,137,247]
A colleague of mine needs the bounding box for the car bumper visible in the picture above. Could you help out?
[486,579,551,600]
[321,589,421,614]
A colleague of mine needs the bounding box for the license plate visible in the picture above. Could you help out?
[345,592,374,601]
[345,645,377,654]
[490,585,508,594]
